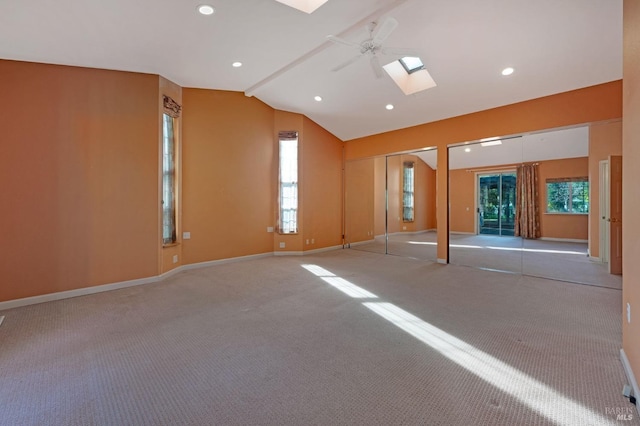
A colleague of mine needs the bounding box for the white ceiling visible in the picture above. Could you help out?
[415,126,590,170]
[0,0,622,141]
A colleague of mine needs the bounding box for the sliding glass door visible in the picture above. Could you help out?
[478,172,516,236]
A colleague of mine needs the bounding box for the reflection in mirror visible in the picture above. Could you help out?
[385,152,437,261]
[520,126,621,289]
[343,150,438,262]
[447,125,622,289]
[448,138,524,273]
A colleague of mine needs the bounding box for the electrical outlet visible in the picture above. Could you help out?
[279,242,285,248]
[172,255,178,264]
[306,239,309,245]
[402,226,407,230]
[627,303,631,324]
[182,231,191,239]
[267,226,274,233]
[311,238,314,244]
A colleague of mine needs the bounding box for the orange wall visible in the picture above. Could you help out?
[588,121,622,258]
[623,0,640,395]
[0,60,160,302]
[181,89,276,263]
[374,156,386,236]
[449,169,477,234]
[449,158,588,239]
[301,116,344,250]
[345,158,374,243]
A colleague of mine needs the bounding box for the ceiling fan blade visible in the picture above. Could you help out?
[327,35,360,49]
[331,54,364,72]
[381,47,420,57]
[370,55,384,79]
[372,17,398,45]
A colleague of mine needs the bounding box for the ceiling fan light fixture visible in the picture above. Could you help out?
[197,4,215,15]
[274,0,328,14]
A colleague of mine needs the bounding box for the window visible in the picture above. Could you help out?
[162,113,177,244]
[399,56,425,74]
[279,131,298,234]
[546,178,589,213]
[403,161,415,222]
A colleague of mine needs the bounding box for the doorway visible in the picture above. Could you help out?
[477,172,517,236]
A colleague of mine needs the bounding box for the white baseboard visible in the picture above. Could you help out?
[274,250,304,256]
[450,231,476,235]
[437,258,448,264]
[302,244,343,255]
[348,239,376,246]
[180,252,273,270]
[539,237,588,243]
[0,247,341,311]
[0,275,161,311]
[620,348,640,414]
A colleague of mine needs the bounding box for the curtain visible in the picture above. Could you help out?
[515,164,541,239]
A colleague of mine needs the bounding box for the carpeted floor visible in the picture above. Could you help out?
[351,232,622,289]
[0,249,635,425]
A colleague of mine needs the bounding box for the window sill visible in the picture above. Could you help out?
[162,242,180,248]
[544,212,588,216]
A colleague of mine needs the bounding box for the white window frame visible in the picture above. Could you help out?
[279,133,298,234]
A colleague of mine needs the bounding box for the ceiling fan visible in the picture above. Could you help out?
[327,17,417,79]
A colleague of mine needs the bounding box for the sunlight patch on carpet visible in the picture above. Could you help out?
[362,302,616,426]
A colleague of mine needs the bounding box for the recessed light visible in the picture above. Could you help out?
[232,62,242,68]
[314,96,322,102]
[385,104,394,110]
[464,147,471,153]
[501,67,514,76]
[197,5,215,15]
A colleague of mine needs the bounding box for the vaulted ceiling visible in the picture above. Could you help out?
[0,0,622,141]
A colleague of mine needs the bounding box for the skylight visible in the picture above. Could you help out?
[383,59,436,96]
[275,0,328,13]
[399,56,425,74]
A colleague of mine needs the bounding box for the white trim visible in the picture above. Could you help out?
[180,252,273,270]
[539,237,588,243]
[348,239,376,247]
[0,246,358,311]
[450,231,476,235]
[437,258,448,264]
[0,275,160,311]
[303,244,343,255]
[620,348,640,415]
[274,250,304,256]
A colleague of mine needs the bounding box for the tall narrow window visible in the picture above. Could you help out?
[161,95,181,245]
[403,161,415,222]
[279,131,298,234]
[162,113,177,244]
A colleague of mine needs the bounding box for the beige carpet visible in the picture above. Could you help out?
[0,249,635,425]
